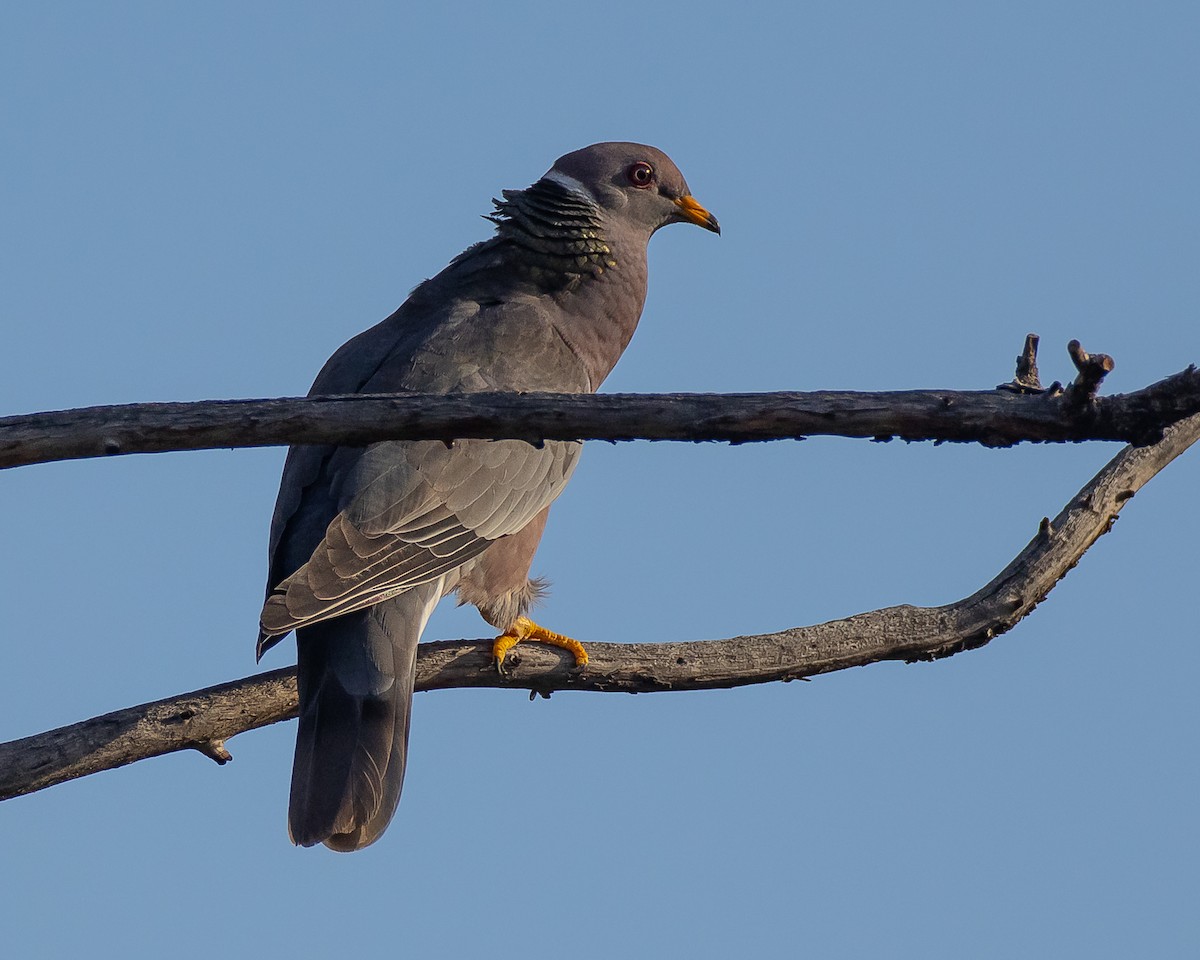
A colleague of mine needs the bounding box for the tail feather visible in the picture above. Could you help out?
[287,582,438,851]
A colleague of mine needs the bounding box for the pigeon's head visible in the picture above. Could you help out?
[543,142,720,238]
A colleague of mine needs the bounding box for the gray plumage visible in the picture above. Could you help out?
[259,142,718,851]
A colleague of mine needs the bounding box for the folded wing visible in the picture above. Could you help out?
[260,437,579,638]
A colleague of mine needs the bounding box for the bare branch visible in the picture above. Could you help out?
[3,366,1199,470]
[4,410,1197,802]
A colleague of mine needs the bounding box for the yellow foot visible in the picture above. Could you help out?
[493,616,589,671]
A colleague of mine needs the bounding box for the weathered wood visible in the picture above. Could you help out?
[4,409,1196,801]
[2,365,1199,470]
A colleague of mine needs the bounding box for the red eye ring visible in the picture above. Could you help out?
[627,161,655,188]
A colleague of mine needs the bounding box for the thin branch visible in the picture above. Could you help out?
[1065,339,1118,407]
[1000,333,1044,393]
[3,410,1197,802]
[3,367,1199,470]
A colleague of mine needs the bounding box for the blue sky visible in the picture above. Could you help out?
[2,3,1198,956]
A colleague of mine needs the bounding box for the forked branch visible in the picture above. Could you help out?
[3,408,1197,801]
[1,339,1196,801]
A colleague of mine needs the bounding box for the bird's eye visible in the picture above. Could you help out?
[627,162,655,188]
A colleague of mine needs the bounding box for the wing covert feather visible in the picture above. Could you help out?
[261,438,579,635]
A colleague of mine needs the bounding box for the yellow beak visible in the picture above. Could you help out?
[673,194,721,234]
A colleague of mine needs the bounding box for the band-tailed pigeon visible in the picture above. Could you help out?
[258,142,719,851]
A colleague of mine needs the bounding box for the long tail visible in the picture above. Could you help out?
[288,582,440,851]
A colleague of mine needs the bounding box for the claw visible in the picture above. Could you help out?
[492,616,589,670]
[493,632,520,673]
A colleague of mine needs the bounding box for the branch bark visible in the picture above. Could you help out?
[3,365,1199,470]
[3,410,1197,802]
